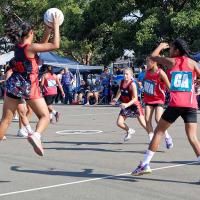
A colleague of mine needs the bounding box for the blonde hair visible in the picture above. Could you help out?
[123,67,134,77]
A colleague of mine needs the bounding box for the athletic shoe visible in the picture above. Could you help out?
[55,112,61,122]
[131,162,152,176]
[27,133,44,156]
[2,136,6,140]
[165,136,173,149]
[124,128,135,142]
[17,129,28,138]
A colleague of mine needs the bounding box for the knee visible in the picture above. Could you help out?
[155,118,160,124]
[154,127,165,136]
[116,121,123,127]
[188,134,198,144]
[145,120,152,127]
[39,111,50,121]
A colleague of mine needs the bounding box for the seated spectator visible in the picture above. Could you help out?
[74,80,89,104]
[84,79,103,105]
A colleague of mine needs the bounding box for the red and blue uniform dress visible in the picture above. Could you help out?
[43,73,58,105]
[6,44,41,100]
[143,68,166,107]
[119,80,144,118]
[162,56,197,123]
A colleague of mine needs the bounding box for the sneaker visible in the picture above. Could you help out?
[124,128,135,142]
[2,136,6,140]
[131,162,152,176]
[17,129,28,138]
[165,136,173,149]
[27,133,44,156]
[55,112,61,122]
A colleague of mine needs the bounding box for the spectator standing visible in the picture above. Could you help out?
[61,67,74,104]
[100,66,112,104]
[55,68,64,103]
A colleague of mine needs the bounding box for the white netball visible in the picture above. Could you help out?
[44,8,64,27]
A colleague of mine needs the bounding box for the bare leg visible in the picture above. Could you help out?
[149,118,172,152]
[137,114,147,131]
[26,98,50,134]
[94,92,99,105]
[26,104,33,120]
[78,93,83,103]
[155,106,172,143]
[85,92,93,105]
[145,105,154,133]
[185,123,200,156]
[0,96,20,139]
[116,115,128,132]
[17,103,29,129]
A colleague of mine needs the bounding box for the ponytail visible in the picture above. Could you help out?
[6,21,33,44]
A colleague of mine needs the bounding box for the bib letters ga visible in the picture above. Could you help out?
[170,71,192,92]
[144,80,155,96]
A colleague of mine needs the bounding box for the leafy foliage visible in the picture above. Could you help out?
[1,0,200,64]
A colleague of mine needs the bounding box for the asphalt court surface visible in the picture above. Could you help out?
[0,104,200,200]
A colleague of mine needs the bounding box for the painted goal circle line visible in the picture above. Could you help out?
[56,130,103,135]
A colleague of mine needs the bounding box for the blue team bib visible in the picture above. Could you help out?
[143,80,155,96]
[47,79,56,87]
[170,71,192,92]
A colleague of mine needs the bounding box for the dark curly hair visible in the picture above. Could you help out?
[172,38,200,61]
[6,20,33,44]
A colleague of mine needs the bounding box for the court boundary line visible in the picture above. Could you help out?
[0,161,198,197]
[56,130,103,135]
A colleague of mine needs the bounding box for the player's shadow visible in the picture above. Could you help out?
[10,166,137,182]
[0,181,11,183]
[44,141,124,145]
[151,160,199,165]
[43,141,164,154]
[123,176,200,185]
[43,146,146,154]
[43,141,149,146]
[10,166,200,185]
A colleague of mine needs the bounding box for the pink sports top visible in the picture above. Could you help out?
[169,56,197,109]
[43,73,57,96]
[143,68,166,104]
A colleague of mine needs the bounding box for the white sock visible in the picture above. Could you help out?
[148,132,154,142]
[25,124,33,133]
[33,132,41,140]
[50,113,53,119]
[164,130,170,139]
[197,156,200,162]
[19,128,25,132]
[52,110,57,115]
[142,150,155,165]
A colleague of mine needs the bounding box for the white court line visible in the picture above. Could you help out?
[56,130,103,135]
[0,161,198,197]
